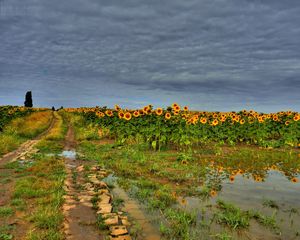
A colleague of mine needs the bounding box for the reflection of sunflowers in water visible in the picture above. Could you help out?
[155,108,163,116]
[291,177,298,183]
[165,112,171,120]
[124,112,132,121]
[210,189,217,197]
[229,175,235,182]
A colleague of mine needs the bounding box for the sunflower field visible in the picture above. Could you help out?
[66,104,300,149]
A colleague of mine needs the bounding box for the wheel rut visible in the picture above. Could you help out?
[62,126,103,240]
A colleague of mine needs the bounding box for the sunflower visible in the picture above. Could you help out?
[285,120,290,126]
[174,105,180,111]
[155,108,163,116]
[272,115,279,121]
[200,117,207,124]
[165,112,171,120]
[240,119,245,125]
[124,112,132,121]
[133,111,140,117]
[293,115,300,121]
[172,103,178,108]
[118,112,124,119]
[114,104,121,111]
[105,110,113,117]
[173,110,180,115]
[212,119,219,126]
[183,106,189,111]
[138,109,144,115]
[143,106,149,114]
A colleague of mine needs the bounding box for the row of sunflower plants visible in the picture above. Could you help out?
[65,104,300,149]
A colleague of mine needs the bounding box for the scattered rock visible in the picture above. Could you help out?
[97,203,112,214]
[103,213,119,226]
[110,225,128,236]
[110,235,132,240]
[98,193,111,204]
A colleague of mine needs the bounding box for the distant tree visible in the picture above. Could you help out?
[24,91,33,107]
[52,106,56,111]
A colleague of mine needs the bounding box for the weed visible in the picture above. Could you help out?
[215,200,250,229]
[0,207,14,217]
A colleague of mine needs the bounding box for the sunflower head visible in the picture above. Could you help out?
[114,104,121,111]
[124,112,132,121]
[172,103,178,108]
[183,106,189,111]
[118,112,124,119]
[155,108,163,116]
[133,111,140,117]
[165,112,171,120]
[105,110,113,117]
[200,117,207,124]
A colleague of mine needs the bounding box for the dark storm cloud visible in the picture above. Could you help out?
[0,0,300,111]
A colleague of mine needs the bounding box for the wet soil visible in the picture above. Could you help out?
[62,126,103,240]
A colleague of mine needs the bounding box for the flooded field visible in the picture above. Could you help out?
[79,140,300,240]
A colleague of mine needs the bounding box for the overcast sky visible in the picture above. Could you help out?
[0,0,299,112]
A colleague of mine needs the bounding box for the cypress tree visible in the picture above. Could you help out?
[24,91,33,107]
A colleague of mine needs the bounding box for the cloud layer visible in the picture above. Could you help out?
[0,0,300,112]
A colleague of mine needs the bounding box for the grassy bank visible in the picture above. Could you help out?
[0,111,53,157]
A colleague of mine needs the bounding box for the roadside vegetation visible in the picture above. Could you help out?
[0,110,53,156]
[0,111,66,240]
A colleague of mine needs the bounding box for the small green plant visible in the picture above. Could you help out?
[0,207,14,217]
[215,200,250,229]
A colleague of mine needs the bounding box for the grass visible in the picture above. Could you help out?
[215,200,250,229]
[0,111,52,156]
[0,207,14,217]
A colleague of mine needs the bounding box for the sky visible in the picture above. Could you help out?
[0,0,300,112]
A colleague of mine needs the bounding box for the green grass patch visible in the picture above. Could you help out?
[0,207,14,217]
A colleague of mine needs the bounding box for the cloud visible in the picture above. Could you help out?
[0,0,300,111]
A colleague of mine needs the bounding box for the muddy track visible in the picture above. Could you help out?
[0,111,57,166]
[62,126,103,240]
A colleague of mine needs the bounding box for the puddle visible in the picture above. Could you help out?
[61,150,76,160]
[178,169,300,239]
[111,184,161,240]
